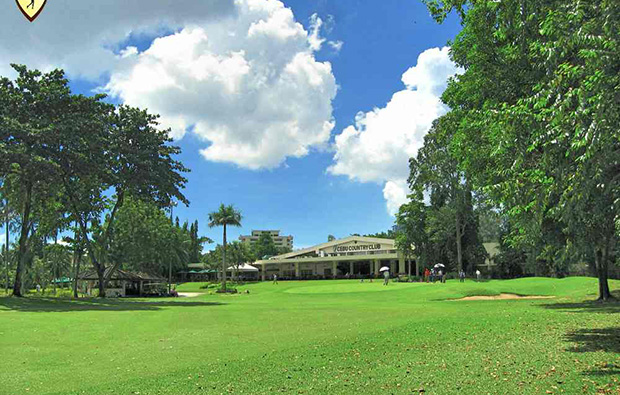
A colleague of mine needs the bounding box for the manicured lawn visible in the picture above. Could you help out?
[0,277,619,394]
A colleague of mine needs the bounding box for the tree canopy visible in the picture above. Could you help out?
[0,64,190,297]
[412,0,620,299]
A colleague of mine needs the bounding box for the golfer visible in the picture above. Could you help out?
[459,270,465,282]
[476,269,481,282]
[273,273,278,284]
[383,269,390,285]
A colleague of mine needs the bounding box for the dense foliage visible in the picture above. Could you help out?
[0,64,192,297]
[402,0,620,299]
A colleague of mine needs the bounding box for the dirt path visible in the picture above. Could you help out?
[454,293,556,301]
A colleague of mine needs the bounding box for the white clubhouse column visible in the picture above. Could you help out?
[295,262,300,278]
[332,261,337,278]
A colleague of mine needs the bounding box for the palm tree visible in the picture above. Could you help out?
[208,204,242,292]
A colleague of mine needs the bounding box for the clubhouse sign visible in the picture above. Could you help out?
[333,243,382,253]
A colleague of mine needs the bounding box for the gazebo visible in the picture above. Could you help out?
[227,263,259,281]
[79,267,167,297]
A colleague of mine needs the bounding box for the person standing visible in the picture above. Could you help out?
[437,270,443,283]
[424,268,430,283]
[459,270,465,283]
[476,269,481,282]
[383,270,390,286]
[273,273,278,285]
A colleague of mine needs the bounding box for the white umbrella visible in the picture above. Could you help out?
[379,266,390,272]
[433,263,445,268]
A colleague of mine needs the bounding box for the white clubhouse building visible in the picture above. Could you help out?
[253,236,411,280]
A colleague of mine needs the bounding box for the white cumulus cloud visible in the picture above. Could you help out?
[1,0,339,170]
[328,47,461,215]
[383,180,410,216]
[104,1,338,169]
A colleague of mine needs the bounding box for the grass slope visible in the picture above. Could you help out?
[0,277,619,394]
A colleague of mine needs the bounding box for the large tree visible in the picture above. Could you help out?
[0,65,71,296]
[395,199,427,277]
[208,204,242,292]
[408,116,485,272]
[424,0,619,299]
[51,100,189,297]
[1,65,189,297]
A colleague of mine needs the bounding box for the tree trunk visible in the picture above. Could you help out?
[72,225,82,298]
[61,178,125,298]
[5,201,9,295]
[72,215,105,298]
[221,224,227,291]
[455,215,463,273]
[95,264,106,298]
[13,183,33,297]
[168,260,172,294]
[73,252,81,298]
[595,240,613,301]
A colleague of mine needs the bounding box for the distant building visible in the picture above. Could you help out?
[239,230,294,250]
[478,242,500,272]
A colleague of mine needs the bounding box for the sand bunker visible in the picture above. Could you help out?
[455,293,555,301]
[177,292,202,298]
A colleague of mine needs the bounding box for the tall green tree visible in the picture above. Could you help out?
[253,232,277,260]
[188,220,209,263]
[227,241,254,282]
[51,99,189,297]
[408,117,485,272]
[0,65,71,296]
[208,204,242,292]
[424,0,619,299]
[396,199,428,277]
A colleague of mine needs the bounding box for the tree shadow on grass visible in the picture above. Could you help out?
[563,327,620,377]
[538,293,620,377]
[536,290,620,314]
[0,297,225,312]
[564,327,620,354]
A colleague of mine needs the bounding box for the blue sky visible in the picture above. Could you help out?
[1,0,461,250]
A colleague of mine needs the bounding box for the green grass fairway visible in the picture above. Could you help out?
[1,278,619,394]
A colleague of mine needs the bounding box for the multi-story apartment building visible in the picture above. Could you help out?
[239,230,294,250]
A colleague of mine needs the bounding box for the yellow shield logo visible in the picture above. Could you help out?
[16,0,48,22]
